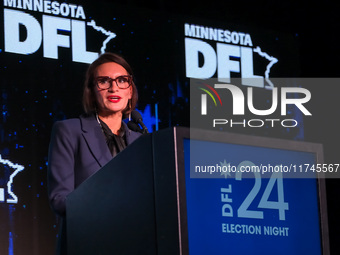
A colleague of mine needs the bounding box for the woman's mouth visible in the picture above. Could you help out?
[107,95,121,103]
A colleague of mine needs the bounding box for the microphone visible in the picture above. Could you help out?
[131,110,149,134]
[127,121,142,133]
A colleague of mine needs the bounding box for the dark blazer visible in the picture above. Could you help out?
[47,114,141,217]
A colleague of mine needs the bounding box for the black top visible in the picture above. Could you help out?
[99,119,127,156]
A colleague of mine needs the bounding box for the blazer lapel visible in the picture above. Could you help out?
[80,114,112,167]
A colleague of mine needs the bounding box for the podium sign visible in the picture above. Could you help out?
[182,137,328,254]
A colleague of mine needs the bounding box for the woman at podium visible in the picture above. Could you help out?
[47,52,141,254]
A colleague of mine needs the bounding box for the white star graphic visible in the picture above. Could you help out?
[220,159,232,179]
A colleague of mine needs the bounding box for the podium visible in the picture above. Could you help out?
[66,127,188,255]
[67,127,329,255]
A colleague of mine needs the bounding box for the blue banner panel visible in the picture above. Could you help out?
[184,138,322,255]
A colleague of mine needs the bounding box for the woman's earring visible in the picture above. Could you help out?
[128,100,132,121]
